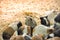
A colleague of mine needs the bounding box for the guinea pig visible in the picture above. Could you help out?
[2,21,22,40]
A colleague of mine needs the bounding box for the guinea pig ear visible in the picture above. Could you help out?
[17,22,22,29]
[47,28,54,34]
[40,17,43,19]
[45,16,48,18]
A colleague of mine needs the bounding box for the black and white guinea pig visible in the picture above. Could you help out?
[40,10,58,27]
[40,16,50,26]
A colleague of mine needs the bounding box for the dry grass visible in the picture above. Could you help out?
[0,0,60,40]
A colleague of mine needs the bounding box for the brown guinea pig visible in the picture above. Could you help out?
[10,35,25,40]
[47,37,60,40]
[32,34,44,40]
